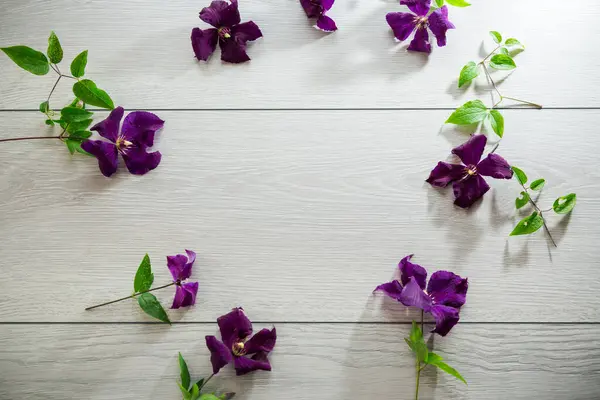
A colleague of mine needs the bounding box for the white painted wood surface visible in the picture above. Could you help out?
[1,324,599,400]
[0,0,599,109]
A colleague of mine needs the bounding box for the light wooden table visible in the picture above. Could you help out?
[1,0,599,399]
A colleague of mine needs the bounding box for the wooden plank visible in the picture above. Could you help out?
[0,110,598,322]
[0,0,599,109]
[0,323,598,399]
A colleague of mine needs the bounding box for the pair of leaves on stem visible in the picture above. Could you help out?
[434,0,471,7]
[446,99,504,137]
[405,321,466,385]
[178,353,235,400]
[510,166,577,236]
[133,254,171,324]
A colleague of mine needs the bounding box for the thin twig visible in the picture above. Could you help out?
[85,282,176,310]
[501,96,543,109]
[47,75,62,104]
[0,136,62,143]
[519,183,557,247]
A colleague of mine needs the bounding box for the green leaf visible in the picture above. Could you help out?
[408,321,428,363]
[73,79,114,109]
[435,0,444,6]
[47,31,63,64]
[488,109,504,137]
[490,54,516,70]
[65,139,80,155]
[198,395,221,400]
[137,292,170,324]
[60,106,93,123]
[68,130,92,141]
[133,253,154,292]
[489,31,502,44]
[446,100,488,125]
[45,119,55,126]
[510,212,544,236]
[219,393,236,400]
[40,101,49,114]
[499,47,509,55]
[530,179,546,191]
[178,383,191,400]
[445,0,470,6]
[1,46,49,75]
[190,384,200,400]
[409,320,423,343]
[65,119,93,134]
[427,352,467,384]
[70,50,88,78]
[195,378,205,391]
[404,337,415,351]
[178,353,191,392]
[553,193,577,214]
[515,191,530,209]
[511,166,528,185]
[458,61,480,88]
[505,38,524,50]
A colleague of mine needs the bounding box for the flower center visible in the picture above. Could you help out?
[465,165,478,176]
[115,137,133,153]
[218,27,232,39]
[416,16,429,29]
[232,341,246,356]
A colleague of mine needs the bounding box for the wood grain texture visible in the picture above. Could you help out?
[0,323,599,400]
[1,0,599,109]
[1,110,599,322]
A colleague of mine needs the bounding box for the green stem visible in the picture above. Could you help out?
[85,281,176,310]
[481,45,501,63]
[415,310,425,400]
[199,373,215,390]
[519,183,557,247]
[501,96,543,109]
[0,136,62,143]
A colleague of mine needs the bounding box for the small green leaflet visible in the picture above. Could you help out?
[190,384,200,400]
[505,38,524,50]
[426,352,467,384]
[70,50,88,78]
[490,54,516,70]
[515,191,530,209]
[489,31,502,44]
[65,118,93,134]
[45,119,54,126]
[553,193,576,214]
[511,166,528,185]
[1,46,50,76]
[446,100,488,125]
[73,79,114,109]
[39,101,49,114]
[179,383,192,400]
[488,109,504,137]
[435,0,444,6]
[530,179,546,191]
[179,352,191,392]
[47,31,63,64]
[195,378,205,391]
[137,292,170,324]
[60,106,93,123]
[406,321,428,363]
[458,61,480,88]
[445,0,470,6]
[199,394,221,400]
[134,253,154,292]
[65,130,92,155]
[499,47,509,55]
[510,211,544,236]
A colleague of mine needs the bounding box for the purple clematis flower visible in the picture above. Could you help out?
[374,255,468,336]
[81,106,164,178]
[206,308,276,376]
[191,0,263,64]
[426,134,514,208]
[167,250,199,309]
[300,0,337,32]
[386,0,455,53]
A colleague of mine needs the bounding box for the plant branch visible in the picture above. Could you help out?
[415,310,425,400]
[85,281,176,310]
[199,373,215,390]
[501,96,543,109]
[519,184,557,247]
[0,136,62,143]
[47,75,62,104]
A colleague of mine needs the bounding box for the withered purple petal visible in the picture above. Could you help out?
[452,134,487,166]
[171,282,199,309]
[399,255,428,290]
[90,106,124,143]
[452,174,490,208]
[121,147,161,175]
[430,304,460,336]
[316,15,337,31]
[427,271,468,308]
[386,12,417,41]
[191,28,219,61]
[407,27,431,53]
[400,0,431,16]
[81,140,118,177]
[234,352,272,376]
[321,0,335,11]
[477,153,514,179]
[167,249,196,281]
[300,0,321,18]
[426,161,465,187]
[428,6,454,47]
[233,21,263,43]
[218,308,253,348]
[373,280,404,301]
[244,327,277,354]
[206,335,233,374]
[219,38,251,63]
[200,0,238,28]
[399,277,433,310]
[121,111,164,147]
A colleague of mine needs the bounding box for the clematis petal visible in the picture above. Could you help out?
[121,147,161,175]
[244,327,277,354]
[407,27,431,53]
[426,161,465,187]
[321,0,335,11]
[452,134,487,166]
[316,15,337,32]
[171,282,199,309]
[121,111,164,147]
[90,106,124,143]
[373,280,403,301]
[299,0,321,18]
[400,0,431,16]
[218,307,253,347]
[191,28,219,62]
[386,12,417,42]
[477,154,514,180]
[199,1,239,27]
[81,140,118,177]
[219,39,251,63]
[430,304,460,336]
[427,271,468,308]
[233,21,263,43]
[205,335,233,374]
[234,352,272,375]
[399,276,432,311]
[399,254,428,290]
[428,6,455,47]
[452,174,490,208]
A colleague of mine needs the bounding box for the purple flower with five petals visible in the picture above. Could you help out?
[374,255,468,336]
[426,134,514,208]
[191,0,263,64]
[386,0,455,53]
[81,107,164,177]
[300,0,337,32]
[167,250,199,309]
[206,308,276,376]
